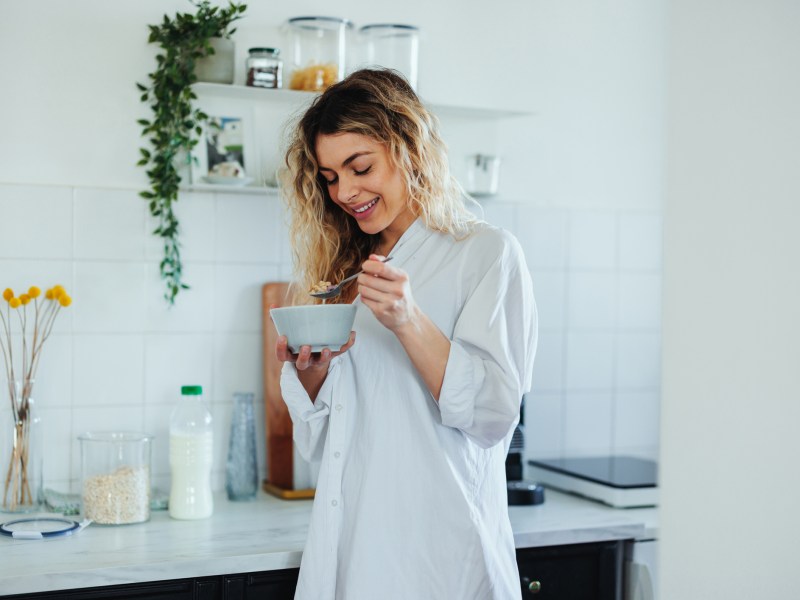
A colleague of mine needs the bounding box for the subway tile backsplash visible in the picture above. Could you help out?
[0,182,661,492]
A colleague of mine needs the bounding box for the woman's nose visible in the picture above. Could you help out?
[336,174,358,203]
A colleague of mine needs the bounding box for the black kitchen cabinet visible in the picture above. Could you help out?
[0,569,299,600]
[516,541,625,599]
[3,542,624,600]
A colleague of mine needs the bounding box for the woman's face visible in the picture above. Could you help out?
[316,132,416,243]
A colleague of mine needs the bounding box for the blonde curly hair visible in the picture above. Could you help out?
[281,68,479,304]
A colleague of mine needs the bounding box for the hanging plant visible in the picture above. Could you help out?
[136,0,246,304]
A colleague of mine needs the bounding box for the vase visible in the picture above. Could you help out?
[225,392,258,501]
[195,37,235,84]
[1,379,43,513]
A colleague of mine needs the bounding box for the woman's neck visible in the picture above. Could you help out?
[377,210,417,256]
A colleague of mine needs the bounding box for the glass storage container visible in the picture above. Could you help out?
[79,431,152,525]
[466,154,502,197]
[358,24,420,90]
[246,47,282,89]
[285,16,353,91]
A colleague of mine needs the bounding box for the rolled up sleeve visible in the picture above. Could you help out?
[280,357,342,461]
[438,234,538,449]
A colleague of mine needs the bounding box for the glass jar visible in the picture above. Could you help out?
[169,385,213,520]
[246,47,282,89]
[79,431,153,525]
[285,16,353,91]
[466,154,502,197]
[358,24,420,90]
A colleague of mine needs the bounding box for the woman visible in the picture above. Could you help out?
[277,68,537,600]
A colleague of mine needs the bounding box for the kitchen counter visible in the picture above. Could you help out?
[0,489,657,596]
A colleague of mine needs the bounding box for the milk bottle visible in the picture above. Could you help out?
[169,385,213,520]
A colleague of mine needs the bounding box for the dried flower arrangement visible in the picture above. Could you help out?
[0,285,72,511]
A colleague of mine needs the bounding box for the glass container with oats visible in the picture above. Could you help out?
[78,432,152,525]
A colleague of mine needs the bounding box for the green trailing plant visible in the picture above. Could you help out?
[136,0,246,304]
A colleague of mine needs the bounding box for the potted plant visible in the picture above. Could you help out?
[137,0,247,304]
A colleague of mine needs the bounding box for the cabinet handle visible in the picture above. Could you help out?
[522,577,542,594]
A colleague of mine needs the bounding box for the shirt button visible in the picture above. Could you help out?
[335,404,343,412]
[331,499,338,507]
[334,451,341,458]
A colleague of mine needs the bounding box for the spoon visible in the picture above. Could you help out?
[309,257,393,301]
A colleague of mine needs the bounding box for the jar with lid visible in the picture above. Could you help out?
[285,16,353,91]
[246,47,282,89]
[79,431,153,525]
[169,385,213,520]
[358,24,420,90]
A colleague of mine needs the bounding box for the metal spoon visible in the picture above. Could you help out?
[309,257,393,301]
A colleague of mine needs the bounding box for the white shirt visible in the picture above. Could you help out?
[280,218,538,600]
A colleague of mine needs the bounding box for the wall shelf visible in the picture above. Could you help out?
[181,183,280,196]
[192,83,535,119]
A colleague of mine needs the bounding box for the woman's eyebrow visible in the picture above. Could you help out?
[319,151,374,171]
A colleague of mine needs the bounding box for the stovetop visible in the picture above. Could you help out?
[528,456,657,489]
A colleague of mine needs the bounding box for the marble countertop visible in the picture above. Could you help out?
[0,489,657,596]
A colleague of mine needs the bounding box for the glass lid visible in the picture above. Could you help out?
[0,517,83,539]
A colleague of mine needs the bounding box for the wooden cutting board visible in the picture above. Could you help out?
[262,282,315,499]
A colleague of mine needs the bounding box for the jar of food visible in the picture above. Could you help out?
[358,24,420,90]
[246,47,282,89]
[79,431,152,525]
[285,16,353,91]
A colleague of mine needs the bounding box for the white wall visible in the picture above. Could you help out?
[660,1,800,597]
[0,1,665,493]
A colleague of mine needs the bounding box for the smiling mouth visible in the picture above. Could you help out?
[353,198,378,214]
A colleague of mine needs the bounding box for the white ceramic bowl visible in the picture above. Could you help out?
[270,305,357,353]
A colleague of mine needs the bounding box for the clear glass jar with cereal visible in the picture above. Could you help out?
[79,432,152,525]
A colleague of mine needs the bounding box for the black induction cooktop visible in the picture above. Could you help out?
[528,455,657,489]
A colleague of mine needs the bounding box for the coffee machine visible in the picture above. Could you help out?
[506,398,545,506]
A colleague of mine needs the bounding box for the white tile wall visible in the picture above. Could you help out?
[0,182,662,493]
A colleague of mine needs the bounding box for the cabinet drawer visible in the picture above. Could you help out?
[516,541,625,600]
[236,569,299,599]
[1,579,196,600]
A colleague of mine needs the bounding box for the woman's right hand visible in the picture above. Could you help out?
[276,332,355,401]
[275,331,356,371]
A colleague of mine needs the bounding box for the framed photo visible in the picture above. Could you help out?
[189,106,258,186]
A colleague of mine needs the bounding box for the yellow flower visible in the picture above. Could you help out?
[3,288,13,301]
[28,286,41,298]
[58,294,72,307]
[9,297,21,309]
[45,288,55,300]
[19,294,31,305]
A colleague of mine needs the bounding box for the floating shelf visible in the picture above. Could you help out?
[181,183,280,196]
[192,83,535,119]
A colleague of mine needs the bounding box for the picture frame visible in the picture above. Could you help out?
[189,104,259,187]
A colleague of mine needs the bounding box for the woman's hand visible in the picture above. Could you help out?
[357,254,451,400]
[272,302,355,400]
[275,332,356,371]
[357,254,420,333]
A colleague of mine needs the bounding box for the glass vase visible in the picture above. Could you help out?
[225,392,258,501]
[1,379,43,513]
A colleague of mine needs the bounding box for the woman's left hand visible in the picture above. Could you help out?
[357,254,420,333]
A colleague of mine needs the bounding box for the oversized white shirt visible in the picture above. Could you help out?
[280,218,538,600]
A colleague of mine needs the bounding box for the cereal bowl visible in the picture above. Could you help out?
[270,305,357,353]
